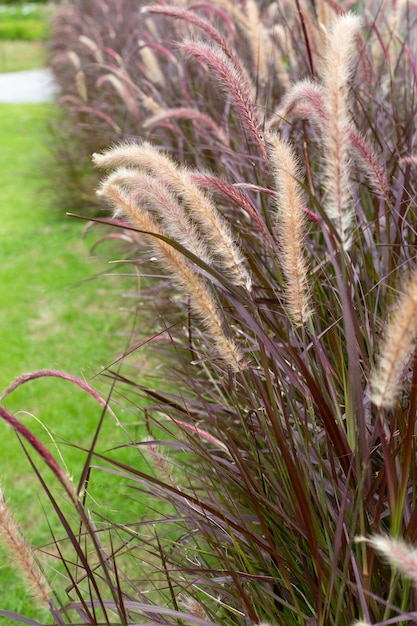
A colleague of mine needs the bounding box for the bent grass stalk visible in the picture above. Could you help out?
[0,406,77,506]
[1,369,120,426]
[93,142,252,291]
[101,166,214,265]
[178,38,266,158]
[141,5,238,65]
[97,179,245,371]
[143,108,229,146]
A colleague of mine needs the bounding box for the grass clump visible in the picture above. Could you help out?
[2,1,417,625]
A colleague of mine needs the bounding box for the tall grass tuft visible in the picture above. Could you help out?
[267,132,311,325]
[371,271,417,408]
[0,488,52,611]
[3,0,417,624]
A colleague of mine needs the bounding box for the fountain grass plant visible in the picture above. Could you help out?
[2,0,417,624]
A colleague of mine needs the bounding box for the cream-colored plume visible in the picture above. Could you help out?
[371,271,417,408]
[94,142,252,291]
[0,489,52,609]
[268,132,311,326]
[95,154,247,371]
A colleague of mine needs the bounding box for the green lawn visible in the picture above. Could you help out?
[0,40,47,72]
[0,1,51,71]
[0,2,51,46]
[0,104,150,622]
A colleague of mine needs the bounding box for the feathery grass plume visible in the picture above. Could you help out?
[273,76,388,203]
[96,72,162,117]
[386,0,410,37]
[270,78,329,130]
[315,0,332,30]
[0,488,52,610]
[143,108,229,146]
[400,156,417,167]
[203,0,255,36]
[144,438,175,486]
[371,271,417,408]
[97,179,245,371]
[357,535,417,584]
[138,40,165,86]
[93,142,252,291]
[78,34,103,62]
[347,127,390,200]
[243,0,270,85]
[140,5,238,64]
[75,70,87,102]
[179,595,211,621]
[320,13,362,249]
[204,0,275,83]
[267,132,311,325]
[293,0,322,75]
[204,0,254,32]
[178,38,266,158]
[63,50,81,71]
[265,22,291,90]
[274,18,362,248]
[101,166,213,266]
[191,172,270,239]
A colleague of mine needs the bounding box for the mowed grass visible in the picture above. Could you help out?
[0,2,51,44]
[0,104,151,621]
[0,40,47,72]
[0,2,52,71]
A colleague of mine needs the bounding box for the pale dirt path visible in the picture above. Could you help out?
[0,68,55,103]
